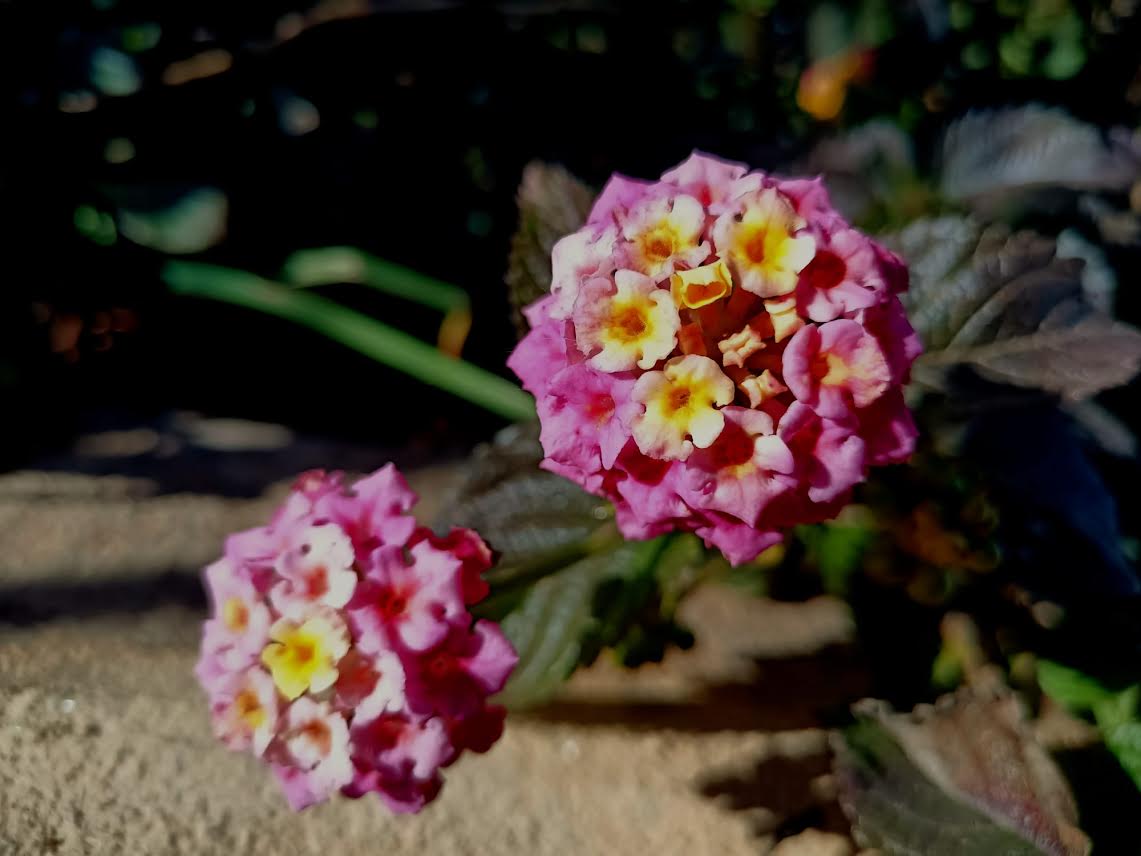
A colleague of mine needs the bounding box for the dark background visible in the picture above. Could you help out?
[1,0,1138,467]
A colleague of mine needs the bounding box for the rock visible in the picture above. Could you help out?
[769,829,854,856]
[0,608,769,855]
[0,469,861,855]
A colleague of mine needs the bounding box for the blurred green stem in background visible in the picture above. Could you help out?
[280,247,472,357]
[163,260,536,423]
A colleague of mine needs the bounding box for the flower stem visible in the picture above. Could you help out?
[279,247,472,356]
[163,261,536,423]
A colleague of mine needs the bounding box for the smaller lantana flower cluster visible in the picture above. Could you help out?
[196,466,517,813]
[509,152,922,564]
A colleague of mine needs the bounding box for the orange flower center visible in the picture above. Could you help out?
[299,719,332,756]
[744,230,768,264]
[642,230,677,261]
[667,387,692,412]
[234,689,265,729]
[222,597,249,633]
[611,305,648,341]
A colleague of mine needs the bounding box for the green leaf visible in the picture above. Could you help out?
[793,121,918,226]
[437,424,611,574]
[280,247,474,355]
[494,539,663,708]
[280,246,469,317]
[163,262,535,422]
[90,46,141,97]
[1100,720,1141,791]
[442,425,707,703]
[1037,660,1115,713]
[1093,686,1141,790]
[806,3,851,62]
[834,692,1091,855]
[797,521,875,595]
[505,162,594,337]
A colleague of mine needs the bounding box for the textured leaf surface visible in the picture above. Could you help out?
[834,691,1091,856]
[940,106,1139,209]
[494,539,662,708]
[438,422,608,567]
[885,217,1141,399]
[439,424,704,706]
[504,162,594,335]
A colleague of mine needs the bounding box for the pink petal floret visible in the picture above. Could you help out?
[195,464,515,814]
[509,153,922,564]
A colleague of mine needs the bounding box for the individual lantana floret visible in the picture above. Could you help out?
[511,152,921,563]
[549,224,618,320]
[196,465,517,813]
[782,319,892,421]
[619,193,710,280]
[713,186,816,298]
[796,223,887,322]
[574,269,680,371]
[209,667,279,756]
[261,609,351,700]
[631,354,735,460]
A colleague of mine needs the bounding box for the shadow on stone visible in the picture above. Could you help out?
[522,643,870,734]
[0,573,206,625]
[697,750,851,841]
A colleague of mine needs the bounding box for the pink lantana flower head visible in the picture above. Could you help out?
[510,152,921,564]
[196,465,517,813]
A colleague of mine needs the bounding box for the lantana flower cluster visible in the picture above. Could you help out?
[195,465,517,813]
[509,152,921,564]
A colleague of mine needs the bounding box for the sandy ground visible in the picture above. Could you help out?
[0,468,869,856]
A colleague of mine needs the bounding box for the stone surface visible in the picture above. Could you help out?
[770,830,853,856]
[0,469,860,855]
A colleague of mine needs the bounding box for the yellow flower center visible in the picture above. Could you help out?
[812,351,852,386]
[667,385,692,413]
[261,618,343,701]
[716,189,816,298]
[632,355,735,459]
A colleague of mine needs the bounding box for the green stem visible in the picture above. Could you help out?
[280,246,469,316]
[163,261,535,423]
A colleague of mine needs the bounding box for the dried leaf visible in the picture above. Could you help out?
[885,217,1141,399]
[505,162,594,336]
[834,689,1091,856]
[940,106,1140,212]
[928,317,1141,401]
